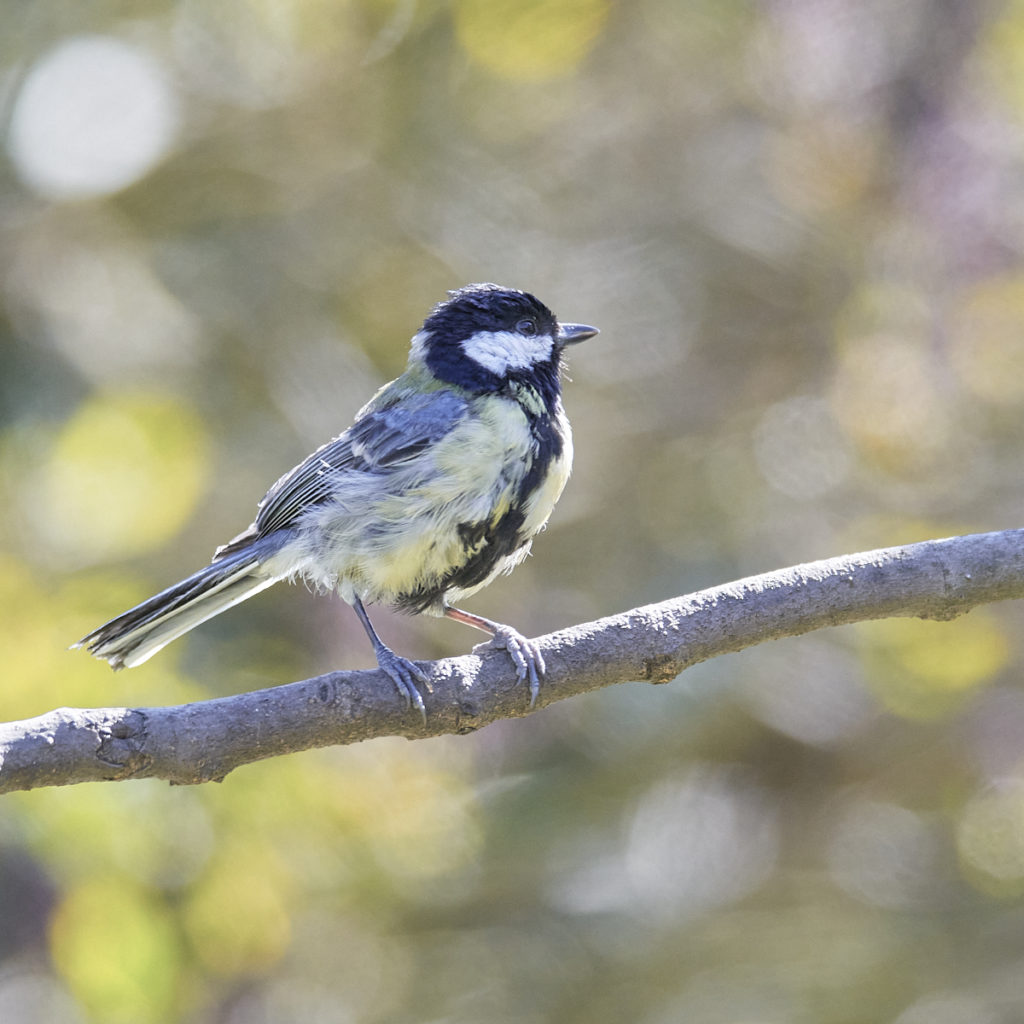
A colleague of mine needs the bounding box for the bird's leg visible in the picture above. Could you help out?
[352,596,428,720]
[444,605,545,706]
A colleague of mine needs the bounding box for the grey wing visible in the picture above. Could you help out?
[247,388,469,540]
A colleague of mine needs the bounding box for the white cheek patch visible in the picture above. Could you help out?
[461,330,554,376]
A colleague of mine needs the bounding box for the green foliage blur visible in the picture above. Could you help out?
[3,1,1024,1021]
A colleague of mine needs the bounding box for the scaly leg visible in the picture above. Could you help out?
[353,597,428,720]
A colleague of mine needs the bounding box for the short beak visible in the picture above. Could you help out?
[558,322,599,346]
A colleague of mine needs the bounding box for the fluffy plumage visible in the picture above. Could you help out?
[75,284,597,716]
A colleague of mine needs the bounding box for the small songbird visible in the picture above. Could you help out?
[75,284,598,716]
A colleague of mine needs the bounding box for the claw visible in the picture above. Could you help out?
[375,646,429,721]
[480,625,546,707]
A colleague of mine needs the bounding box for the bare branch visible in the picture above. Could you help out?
[3,528,1023,794]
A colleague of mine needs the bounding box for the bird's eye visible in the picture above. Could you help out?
[516,319,537,336]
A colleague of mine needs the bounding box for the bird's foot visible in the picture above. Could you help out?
[374,646,430,721]
[478,625,546,707]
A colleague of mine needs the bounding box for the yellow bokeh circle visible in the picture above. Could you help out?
[454,0,609,81]
[34,392,211,562]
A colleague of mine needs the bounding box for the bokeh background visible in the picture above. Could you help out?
[4,0,1024,1021]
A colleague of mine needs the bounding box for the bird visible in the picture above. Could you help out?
[74,283,598,717]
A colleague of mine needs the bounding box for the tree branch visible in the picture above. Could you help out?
[3,528,1023,794]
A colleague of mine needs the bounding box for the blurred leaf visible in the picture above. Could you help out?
[957,780,1024,898]
[858,612,1011,720]
[28,392,211,564]
[951,273,1024,405]
[454,0,609,81]
[14,783,213,890]
[50,876,183,1024]
[182,839,291,976]
[979,0,1024,115]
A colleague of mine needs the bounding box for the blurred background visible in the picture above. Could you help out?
[4,0,1024,1021]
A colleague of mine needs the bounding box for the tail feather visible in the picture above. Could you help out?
[75,535,290,669]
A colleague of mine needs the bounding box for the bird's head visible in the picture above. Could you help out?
[410,283,598,395]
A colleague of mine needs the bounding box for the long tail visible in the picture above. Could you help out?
[74,534,291,669]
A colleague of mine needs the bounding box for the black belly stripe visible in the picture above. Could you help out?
[395,506,527,613]
[394,382,565,614]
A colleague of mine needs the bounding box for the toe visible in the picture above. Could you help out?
[376,650,428,720]
[482,626,545,705]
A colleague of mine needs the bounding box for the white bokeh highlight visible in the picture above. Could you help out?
[7,35,179,199]
[753,395,852,500]
[545,765,779,922]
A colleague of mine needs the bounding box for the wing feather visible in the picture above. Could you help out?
[248,388,469,540]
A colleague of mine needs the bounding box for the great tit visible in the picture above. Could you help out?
[75,284,598,716]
